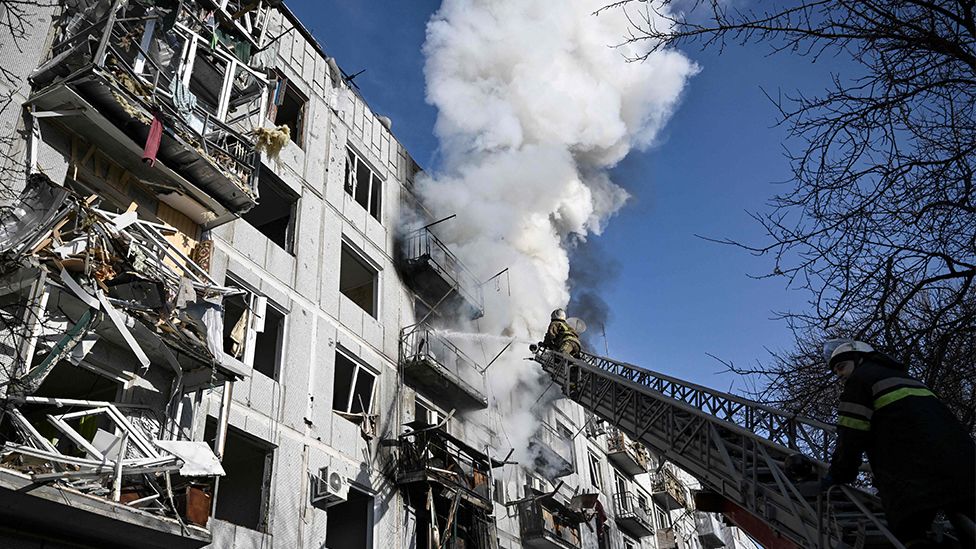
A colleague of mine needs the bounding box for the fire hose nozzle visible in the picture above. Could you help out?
[529,343,539,353]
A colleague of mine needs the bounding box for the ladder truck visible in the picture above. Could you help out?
[531,347,915,549]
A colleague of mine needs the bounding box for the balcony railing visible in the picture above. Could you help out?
[517,496,582,549]
[30,1,265,218]
[399,226,484,319]
[527,423,575,479]
[611,492,653,538]
[657,528,678,549]
[651,469,687,511]
[695,511,728,548]
[400,325,488,410]
[397,427,493,509]
[606,429,651,477]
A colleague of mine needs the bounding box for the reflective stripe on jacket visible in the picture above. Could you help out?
[829,355,975,526]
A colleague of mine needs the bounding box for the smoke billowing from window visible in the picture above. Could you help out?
[416,0,697,462]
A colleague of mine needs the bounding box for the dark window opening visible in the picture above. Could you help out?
[221,276,285,380]
[269,75,306,149]
[344,148,382,221]
[326,487,373,549]
[493,479,506,505]
[27,364,122,455]
[332,351,376,415]
[244,168,299,253]
[222,290,248,359]
[339,244,378,317]
[188,52,225,115]
[206,421,273,532]
[252,304,284,380]
[588,452,603,489]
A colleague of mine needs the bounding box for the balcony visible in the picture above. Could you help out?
[696,511,728,548]
[612,492,653,538]
[396,423,499,510]
[651,469,687,511]
[606,429,651,477]
[400,325,488,410]
[527,423,575,480]
[657,528,678,549]
[398,226,484,320]
[29,1,267,227]
[517,491,583,549]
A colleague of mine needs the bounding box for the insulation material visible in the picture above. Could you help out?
[251,125,291,159]
[153,440,226,477]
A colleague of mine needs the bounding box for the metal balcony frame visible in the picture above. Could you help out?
[612,491,654,538]
[400,226,484,317]
[399,324,488,410]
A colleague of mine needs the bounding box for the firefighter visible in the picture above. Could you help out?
[823,339,976,547]
[543,308,581,358]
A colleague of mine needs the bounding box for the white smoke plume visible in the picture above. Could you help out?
[417,0,697,463]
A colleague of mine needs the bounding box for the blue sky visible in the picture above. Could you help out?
[291,1,846,392]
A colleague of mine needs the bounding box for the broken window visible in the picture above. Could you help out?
[339,243,378,317]
[244,168,299,253]
[332,350,376,416]
[414,397,442,426]
[252,304,284,380]
[207,421,273,532]
[493,478,506,505]
[268,73,306,149]
[326,487,373,549]
[344,148,382,221]
[656,505,672,528]
[221,276,284,380]
[623,536,637,549]
[588,451,603,490]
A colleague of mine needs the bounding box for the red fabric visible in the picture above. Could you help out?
[142,116,163,167]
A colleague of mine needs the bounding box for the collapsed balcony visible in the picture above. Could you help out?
[651,468,687,511]
[611,492,653,538]
[516,488,585,549]
[527,422,575,480]
[0,175,240,545]
[398,226,484,320]
[400,325,488,411]
[29,0,272,227]
[395,421,500,510]
[695,511,729,548]
[606,428,651,477]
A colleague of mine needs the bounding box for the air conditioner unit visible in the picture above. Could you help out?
[311,466,348,508]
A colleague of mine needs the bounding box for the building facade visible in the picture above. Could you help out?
[0,2,757,548]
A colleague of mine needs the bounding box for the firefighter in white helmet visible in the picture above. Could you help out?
[543,308,581,358]
[822,338,975,547]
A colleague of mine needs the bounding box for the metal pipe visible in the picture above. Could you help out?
[215,382,234,460]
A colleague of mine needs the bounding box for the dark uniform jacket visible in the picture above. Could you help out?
[830,354,976,526]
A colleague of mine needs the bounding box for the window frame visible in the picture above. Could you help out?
[222,273,286,380]
[344,147,383,222]
[339,240,380,318]
[268,71,307,149]
[244,167,300,254]
[332,348,378,416]
[587,451,603,490]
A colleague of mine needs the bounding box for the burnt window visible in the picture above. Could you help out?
[221,275,285,380]
[207,421,273,532]
[332,350,376,415]
[244,168,299,253]
[268,73,306,149]
[344,148,382,221]
[339,243,378,317]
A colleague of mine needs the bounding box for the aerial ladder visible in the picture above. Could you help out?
[531,348,911,549]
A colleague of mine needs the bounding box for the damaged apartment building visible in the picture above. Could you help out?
[0,1,756,548]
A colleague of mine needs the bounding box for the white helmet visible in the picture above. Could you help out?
[551,308,566,321]
[823,339,874,370]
